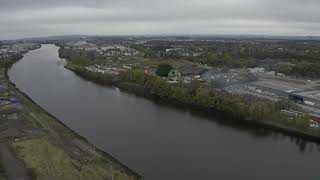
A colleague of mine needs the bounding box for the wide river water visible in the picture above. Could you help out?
[8,44,320,179]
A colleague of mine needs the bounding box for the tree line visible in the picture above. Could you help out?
[62,49,312,134]
[118,69,310,130]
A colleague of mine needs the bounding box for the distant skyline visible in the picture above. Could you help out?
[1,0,319,40]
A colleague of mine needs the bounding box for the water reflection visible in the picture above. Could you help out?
[9,44,320,180]
[124,92,320,153]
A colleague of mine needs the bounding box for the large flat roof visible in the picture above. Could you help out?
[293,90,320,101]
[252,79,310,93]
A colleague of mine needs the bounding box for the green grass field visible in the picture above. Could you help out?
[12,137,136,180]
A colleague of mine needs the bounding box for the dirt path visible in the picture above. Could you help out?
[0,143,30,180]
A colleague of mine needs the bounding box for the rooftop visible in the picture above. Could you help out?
[293,90,320,101]
[252,80,310,93]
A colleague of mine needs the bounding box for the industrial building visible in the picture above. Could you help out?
[234,73,320,112]
[290,90,320,108]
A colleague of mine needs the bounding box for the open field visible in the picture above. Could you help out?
[12,137,136,180]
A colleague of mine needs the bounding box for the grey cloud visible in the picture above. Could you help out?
[0,0,319,39]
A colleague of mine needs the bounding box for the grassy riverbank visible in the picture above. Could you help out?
[64,62,320,143]
[1,51,142,179]
[7,80,142,180]
[0,164,4,180]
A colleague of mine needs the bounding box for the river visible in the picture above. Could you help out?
[8,44,320,180]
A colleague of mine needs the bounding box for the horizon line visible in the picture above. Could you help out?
[2,34,320,41]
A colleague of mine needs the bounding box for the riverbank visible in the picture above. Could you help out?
[10,81,142,180]
[11,44,320,179]
[2,53,142,179]
[64,63,320,144]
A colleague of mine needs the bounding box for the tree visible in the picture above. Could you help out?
[273,63,292,75]
[249,101,276,121]
[70,56,91,67]
[155,64,173,77]
[294,116,309,129]
[209,79,225,89]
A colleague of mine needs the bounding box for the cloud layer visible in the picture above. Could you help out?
[0,0,319,39]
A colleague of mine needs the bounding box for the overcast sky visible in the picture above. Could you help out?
[0,0,319,39]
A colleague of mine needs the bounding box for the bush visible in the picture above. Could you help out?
[155,64,173,77]
[70,56,91,67]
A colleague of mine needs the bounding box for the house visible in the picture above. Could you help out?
[183,76,192,84]
[248,67,265,74]
[101,46,138,57]
[168,69,181,78]
[0,84,8,92]
[0,98,11,105]
[83,45,98,52]
[182,52,191,57]
[166,49,173,53]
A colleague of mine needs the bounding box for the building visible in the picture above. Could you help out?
[168,69,181,78]
[248,68,265,73]
[290,90,320,108]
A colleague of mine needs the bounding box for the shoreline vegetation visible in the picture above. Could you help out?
[10,81,142,180]
[4,50,142,180]
[61,51,320,144]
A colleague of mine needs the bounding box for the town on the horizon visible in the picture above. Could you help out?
[1,0,320,179]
